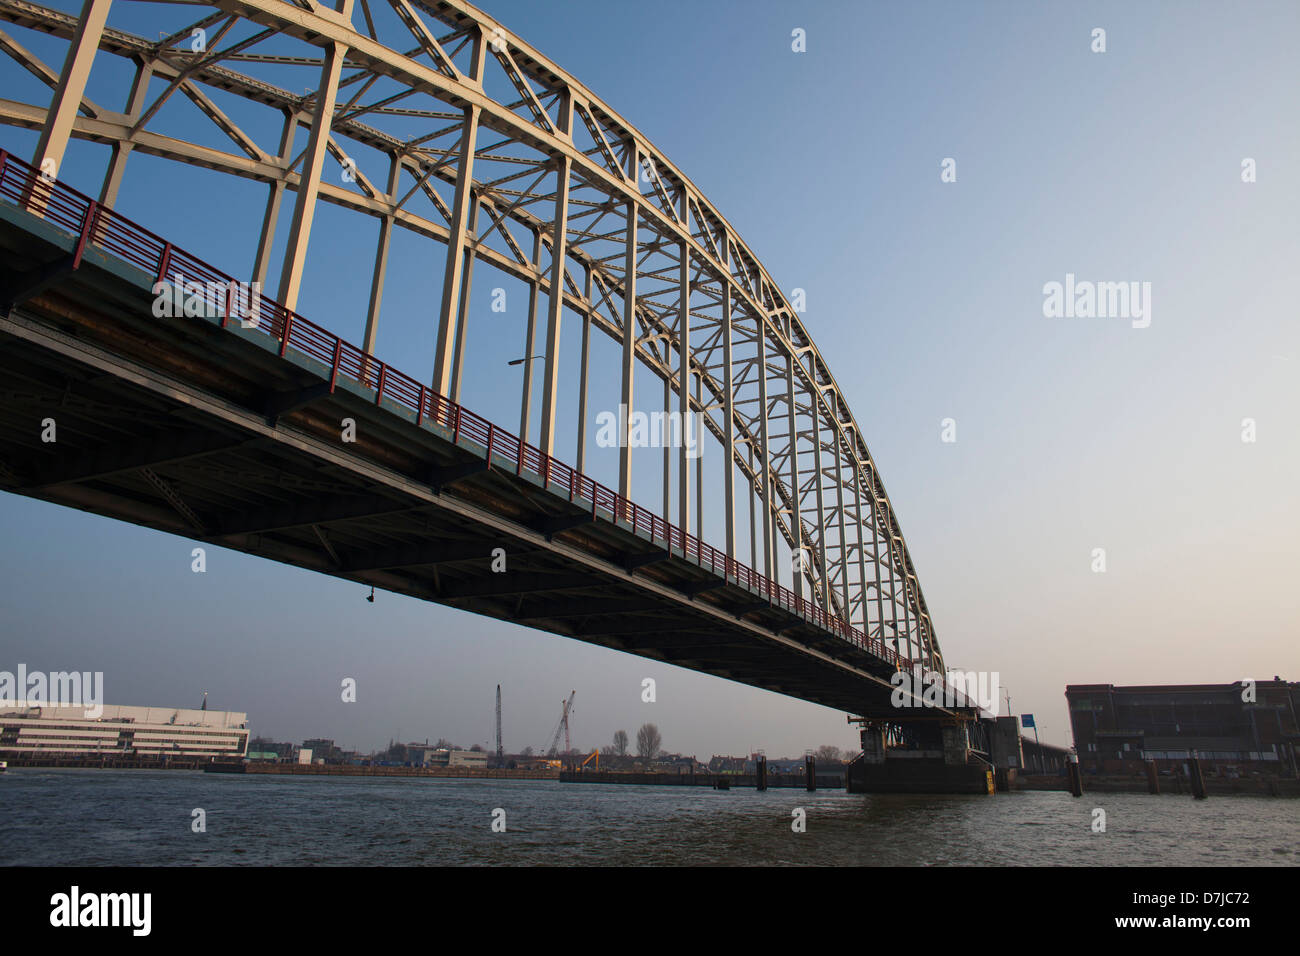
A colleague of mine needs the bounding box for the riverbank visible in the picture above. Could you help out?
[0,756,560,780]
[1014,772,1300,796]
[238,763,559,780]
[559,770,844,788]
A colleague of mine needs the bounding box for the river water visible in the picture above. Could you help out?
[1,769,1295,866]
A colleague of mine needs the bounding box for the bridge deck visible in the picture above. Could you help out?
[0,153,948,718]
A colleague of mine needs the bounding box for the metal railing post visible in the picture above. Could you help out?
[329,339,342,392]
[72,200,99,269]
[279,310,293,356]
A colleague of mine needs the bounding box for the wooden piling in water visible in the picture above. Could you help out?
[1145,759,1160,794]
[1188,750,1208,800]
[1066,752,1084,797]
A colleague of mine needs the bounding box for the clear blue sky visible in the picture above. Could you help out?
[1,0,1296,756]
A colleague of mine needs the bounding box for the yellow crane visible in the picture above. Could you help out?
[580,750,599,771]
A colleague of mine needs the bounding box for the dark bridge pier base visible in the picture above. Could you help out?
[846,719,994,795]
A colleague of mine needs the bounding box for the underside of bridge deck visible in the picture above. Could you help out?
[0,199,944,719]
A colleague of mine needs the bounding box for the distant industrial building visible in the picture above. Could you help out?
[1066,681,1299,775]
[0,704,249,758]
[418,748,488,769]
[247,738,296,761]
[708,755,748,774]
[301,738,340,762]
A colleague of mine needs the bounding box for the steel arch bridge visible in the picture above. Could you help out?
[0,0,952,708]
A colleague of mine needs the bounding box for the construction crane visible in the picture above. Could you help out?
[545,691,575,756]
[581,750,599,771]
[495,685,503,767]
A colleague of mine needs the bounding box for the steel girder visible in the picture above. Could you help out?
[0,0,942,670]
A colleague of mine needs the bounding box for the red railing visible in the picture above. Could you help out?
[0,147,914,672]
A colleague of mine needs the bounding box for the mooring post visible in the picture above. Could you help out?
[805,755,816,792]
[1188,749,1208,800]
[1146,759,1160,795]
[1066,751,1083,797]
[756,755,767,791]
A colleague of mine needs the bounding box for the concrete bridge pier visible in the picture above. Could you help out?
[847,718,994,795]
[860,724,887,764]
[942,723,969,766]
[987,716,1024,792]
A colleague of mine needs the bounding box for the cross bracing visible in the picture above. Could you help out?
[0,0,942,669]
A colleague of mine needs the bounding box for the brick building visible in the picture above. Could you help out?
[1065,680,1299,776]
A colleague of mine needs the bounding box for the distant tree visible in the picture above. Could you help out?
[815,745,843,763]
[636,723,662,760]
[469,744,484,752]
[613,729,629,756]
[521,746,534,757]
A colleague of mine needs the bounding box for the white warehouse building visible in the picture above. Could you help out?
[0,704,249,758]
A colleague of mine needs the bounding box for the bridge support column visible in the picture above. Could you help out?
[783,347,802,600]
[98,56,151,208]
[809,375,829,614]
[276,39,346,313]
[576,267,591,473]
[860,724,886,764]
[363,155,401,353]
[677,204,691,536]
[538,106,573,458]
[756,314,772,580]
[989,715,1024,773]
[519,229,541,442]
[617,195,636,499]
[30,0,113,212]
[433,104,481,398]
[662,374,670,527]
[720,237,735,562]
[867,464,886,641]
[253,109,296,290]
[942,723,969,766]
[448,193,481,401]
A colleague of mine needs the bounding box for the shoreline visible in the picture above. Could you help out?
[6,760,1297,796]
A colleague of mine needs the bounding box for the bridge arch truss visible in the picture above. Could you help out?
[0,0,943,670]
